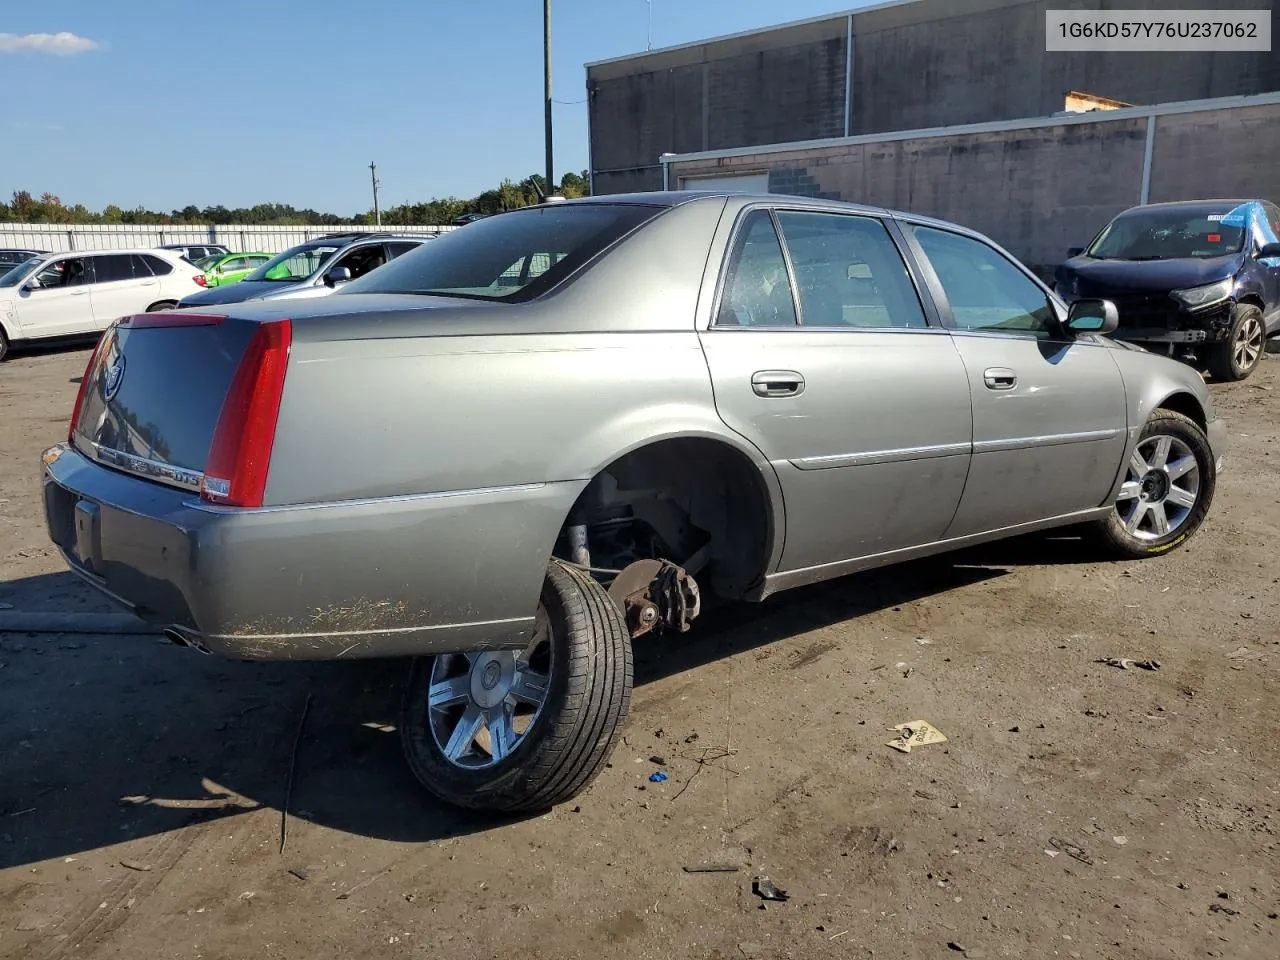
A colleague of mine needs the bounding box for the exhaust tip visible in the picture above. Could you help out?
[163,626,212,654]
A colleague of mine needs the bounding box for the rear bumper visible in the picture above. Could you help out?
[41,444,580,661]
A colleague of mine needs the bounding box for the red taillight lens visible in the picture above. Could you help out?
[120,312,224,330]
[194,274,207,286]
[200,319,292,508]
[67,330,112,443]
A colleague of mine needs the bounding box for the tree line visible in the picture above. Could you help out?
[0,171,590,227]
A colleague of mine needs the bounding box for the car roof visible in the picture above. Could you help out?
[1116,198,1258,217]
[536,190,996,239]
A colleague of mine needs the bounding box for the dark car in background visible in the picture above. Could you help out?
[0,248,48,272]
[1055,199,1280,381]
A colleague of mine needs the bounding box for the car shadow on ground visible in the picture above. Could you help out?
[0,530,1119,869]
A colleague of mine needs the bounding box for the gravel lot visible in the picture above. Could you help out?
[1,344,1278,960]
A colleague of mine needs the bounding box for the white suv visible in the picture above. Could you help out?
[0,249,203,360]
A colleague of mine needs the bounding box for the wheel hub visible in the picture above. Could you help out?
[1138,469,1169,502]
[469,652,516,709]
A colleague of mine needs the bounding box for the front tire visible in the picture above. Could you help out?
[1205,303,1265,381]
[1092,410,1215,559]
[400,560,633,813]
[0,326,9,362]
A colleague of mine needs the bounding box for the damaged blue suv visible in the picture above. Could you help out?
[1055,199,1280,381]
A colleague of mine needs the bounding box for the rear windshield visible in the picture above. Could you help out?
[1086,205,1250,260]
[339,203,664,302]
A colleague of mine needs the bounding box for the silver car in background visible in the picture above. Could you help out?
[42,192,1226,814]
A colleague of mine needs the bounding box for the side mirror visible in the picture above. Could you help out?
[23,277,41,292]
[1066,247,1084,258]
[1066,298,1118,336]
[324,265,352,287]
[1257,241,1280,259]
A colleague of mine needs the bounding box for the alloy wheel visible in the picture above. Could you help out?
[1114,434,1201,540]
[1233,313,1265,371]
[426,612,553,769]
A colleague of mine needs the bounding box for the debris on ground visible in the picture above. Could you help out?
[1209,903,1239,916]
[648,755,667,765]
[914,636,933,645]
[1095,657,1160,671]
[1048,837,1095,865]
[119,860,152,872]
[682,862,740,873]
[886,720,948,753]
[752,876,789,901]
[287,867,310,881]
[649,771,668,783]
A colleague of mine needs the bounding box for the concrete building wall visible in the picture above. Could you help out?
[667,100,1280,280]
[587,0,1280,193]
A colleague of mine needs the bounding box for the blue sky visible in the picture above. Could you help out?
[0,1,869,215]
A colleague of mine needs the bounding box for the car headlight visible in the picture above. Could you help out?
[1171,278,1232,310]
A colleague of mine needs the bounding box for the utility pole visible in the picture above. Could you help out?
[369,161,381,226]
[543,0,554,198]
[646,0,652,51]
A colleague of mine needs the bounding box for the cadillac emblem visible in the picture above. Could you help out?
[102,348,126,402]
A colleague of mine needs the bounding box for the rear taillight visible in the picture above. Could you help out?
[200,319,292,508]
[194,274,207,286]
[67,330,111,443]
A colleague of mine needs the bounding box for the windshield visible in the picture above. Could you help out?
[1086,205,1250,260]
[244,243,341,282]
[341,203,664,301]
[0,256,47,288]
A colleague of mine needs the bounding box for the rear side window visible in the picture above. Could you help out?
[93,254,135,284]
[715,209,798,327]
[341,203,664,302]
[775,211,927,328]
[141,255,173,276]
[387,241,420,258]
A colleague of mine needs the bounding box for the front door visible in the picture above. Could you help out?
[699,206,974,574]
[902,222,1129,538]
[1256,202,1280,333]
[14,255,96,338]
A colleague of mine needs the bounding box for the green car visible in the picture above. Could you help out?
[198,252,273,288]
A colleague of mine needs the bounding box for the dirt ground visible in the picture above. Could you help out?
[1,343,1277,960]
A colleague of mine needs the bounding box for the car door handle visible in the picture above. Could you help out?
[751,370,805,398]
[69,290,88,297]
[139,280,157,287]
[983,367,1017,390]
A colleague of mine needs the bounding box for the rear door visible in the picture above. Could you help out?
[698,205,973,573]
[901,221,1128,537]
[14,255,96,337]
[87,254,154,328]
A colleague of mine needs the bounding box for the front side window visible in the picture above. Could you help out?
[341,203,664,302]
[912,226,1056,338]
[715,210,798,327]
[775,211,927,329]
[35,257,92,288]
[336,244,388,280]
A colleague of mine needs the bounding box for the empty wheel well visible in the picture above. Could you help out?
[1157,391,1206,430]
[555,438,775,600]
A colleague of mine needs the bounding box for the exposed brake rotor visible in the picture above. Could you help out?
[606,558,702,639]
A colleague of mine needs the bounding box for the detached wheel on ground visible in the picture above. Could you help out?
[1092,409,1216,559]
[1205,303,1265,381]
[400,560,633,813]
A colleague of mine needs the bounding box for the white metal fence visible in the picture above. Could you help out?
[0,223,456,254]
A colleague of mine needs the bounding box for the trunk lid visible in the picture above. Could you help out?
[71,315,259,491]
